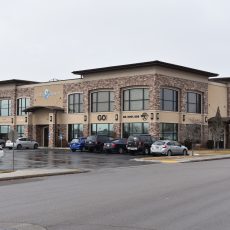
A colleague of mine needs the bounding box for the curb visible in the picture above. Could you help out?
[0,169,89,181]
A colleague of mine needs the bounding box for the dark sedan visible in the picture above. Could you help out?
[103,138,127,154]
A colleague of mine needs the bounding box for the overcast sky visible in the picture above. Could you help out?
[0,0,229,82]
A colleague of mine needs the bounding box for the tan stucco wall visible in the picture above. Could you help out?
[33,84,63,107]
[208,82,227,117]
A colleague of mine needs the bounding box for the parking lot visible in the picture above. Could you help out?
[0,148,154,171]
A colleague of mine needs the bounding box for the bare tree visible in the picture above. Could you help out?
[209,106,224,149]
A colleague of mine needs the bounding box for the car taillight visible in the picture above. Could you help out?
[162,145,167,148]
[111,143,116,148]
[138,142,142,147]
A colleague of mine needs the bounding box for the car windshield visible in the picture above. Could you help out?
[127,136,139,141]
[71,139,80,143]
[87,136,96,141]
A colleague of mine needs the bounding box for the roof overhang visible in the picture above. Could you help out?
[72,60,218,77]
[23,106,64,113]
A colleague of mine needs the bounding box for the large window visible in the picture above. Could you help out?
[186,92,201,113]
[160,123,178,140]
[68,124,83,141]
[123,123,149,138]
[17,125,25,137]
[91,91,114,112]
[160,88,178,111]
[91,123,114,137]
[0,99,11,116]
[17,98,30,116]
[123,88,149,111]
[0,125,10,139]
[68,93,83,113]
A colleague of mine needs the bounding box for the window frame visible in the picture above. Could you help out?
[0,99,11,116]
[17,97,30,116]
[91,91,114,112]
[68,93,83,113]
[160,123,178,141]
[160,88,178,112]
[122,122,149,138]
[68,124,83,142]
[186,92,202,114]
[123,88,149,111]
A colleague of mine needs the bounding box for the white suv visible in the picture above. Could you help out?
[6,137,39,150]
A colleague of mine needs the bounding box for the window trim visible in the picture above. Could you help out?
[123,87,149,111]
[0,99,11,116]
[160,88,179,112]
[186,91,202,114]
[68,92,84,114]
[91,90,114,112]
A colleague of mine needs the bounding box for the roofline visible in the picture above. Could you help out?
[209,77,230,83]
[72,60,218,77]
[0,79,39,85]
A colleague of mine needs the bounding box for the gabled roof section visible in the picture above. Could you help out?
[0,79,39,85]
[72,60,218,77]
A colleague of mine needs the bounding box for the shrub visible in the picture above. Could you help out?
[184,139,192,150]
[207,140,214,149]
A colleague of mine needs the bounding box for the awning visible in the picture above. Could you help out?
[23,106,64,113]
[208,117,230,124]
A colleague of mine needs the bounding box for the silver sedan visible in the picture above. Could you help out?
[6,137,39,150]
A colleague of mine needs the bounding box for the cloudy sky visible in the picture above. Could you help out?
[0,0,229,82]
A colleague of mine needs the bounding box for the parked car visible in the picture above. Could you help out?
[126,134,156,154]
[85,135,112,152]
[0,139,5,148]
[103,138,127,154]
[5,137,39,150]
[0,145,4,159]
[69,137,86,152]
[150,140,188,156]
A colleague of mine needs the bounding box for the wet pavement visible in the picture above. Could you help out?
[0,148,154,171]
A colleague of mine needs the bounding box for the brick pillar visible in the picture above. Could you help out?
[83,124,89,137]
[149,122,160,139]
[113,123,121,138]
[48,112,56,147]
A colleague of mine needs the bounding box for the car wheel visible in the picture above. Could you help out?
[118,147,124,154]
[183,149,188,155]
[17,144,22,150]
[9,147,12,150]
[167,150,172,156]
[34,144,38,149]
[0,142,5,148]
[144,147,150,155]
[71,149,76,152]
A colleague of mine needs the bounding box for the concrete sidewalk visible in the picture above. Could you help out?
[0,168,88,181]
[134,153,230,164]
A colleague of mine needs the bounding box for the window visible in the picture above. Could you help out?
[123,123,149,138]
[91,91,114,112]
[160,88,178,111]
[186,92,201,113]
[91,123,114,136]
[160,123,178,140]
[0,99,11,116]
[17,125,24,137]
[68,124,83,141]
[123,88,149,111]
[17,98,30,116]
[0,125,10,139]
[68,93,83,113]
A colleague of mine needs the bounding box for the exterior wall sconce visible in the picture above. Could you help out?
[50,115,52,122]
[156,113,159,120]
[115,114,118,121]
[11,118,14,124]
[151,113,154,120]
[25,116,27,123]
[205,116,208,122]
[183,114,186,122]
[84,115,87,122]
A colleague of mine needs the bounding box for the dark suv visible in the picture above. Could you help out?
[85,135,112,152]
[127,134,156,154]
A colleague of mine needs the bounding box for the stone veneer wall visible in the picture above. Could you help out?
[64,73,209,144]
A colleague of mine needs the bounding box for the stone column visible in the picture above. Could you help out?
[48,112,56,147]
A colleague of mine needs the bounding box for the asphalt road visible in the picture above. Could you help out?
[0,159,230,229]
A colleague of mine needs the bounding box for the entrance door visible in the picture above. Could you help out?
[43,126,49,147]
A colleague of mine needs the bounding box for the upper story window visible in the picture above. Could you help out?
[123,88,149,111]
[17,98,30,116]
[186,92,201,113]
[160,88,178,111]
[68,93,83,113]
[0,99,11,116]
[91,91,114,112]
